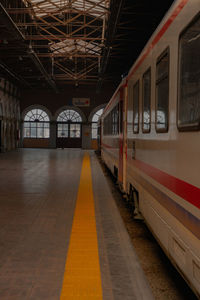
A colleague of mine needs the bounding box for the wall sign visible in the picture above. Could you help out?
[72,98,90,107]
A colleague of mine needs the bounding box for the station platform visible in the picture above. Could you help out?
[0,149,154,300]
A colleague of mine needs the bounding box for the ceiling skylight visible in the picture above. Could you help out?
[24,0,109,18]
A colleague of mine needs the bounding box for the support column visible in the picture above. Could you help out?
[82,123,91,149]
[49,121,57,148]
[19,121,24,148]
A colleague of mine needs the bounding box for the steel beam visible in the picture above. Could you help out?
[0,2,25,40]
[28,48,59,93]
[96,0,125,92]
[0,59,30,86]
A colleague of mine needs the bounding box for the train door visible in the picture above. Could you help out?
[56,122,82,148]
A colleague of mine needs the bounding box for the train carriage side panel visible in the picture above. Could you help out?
[125,0,200,296]
[101,87,121,179]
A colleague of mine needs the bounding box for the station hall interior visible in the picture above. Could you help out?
[0,0,200,299]
[0,0,174,152]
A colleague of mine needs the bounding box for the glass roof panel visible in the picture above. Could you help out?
[50,39,102,55]
[25,0,110,18]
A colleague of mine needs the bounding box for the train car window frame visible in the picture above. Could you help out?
[177,13,200,131]
[155,47,169,133]
[103,103,119,136]
[133,80,140,134]
[142,68,151,133]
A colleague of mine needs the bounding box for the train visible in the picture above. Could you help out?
[99,0,200,297]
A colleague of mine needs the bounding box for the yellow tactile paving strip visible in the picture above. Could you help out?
[60,153,103,300]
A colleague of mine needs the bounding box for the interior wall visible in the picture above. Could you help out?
[20,84,116,149]
[20,84,116,120]
[0,78,20,152]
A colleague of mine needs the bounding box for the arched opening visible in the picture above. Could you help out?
[91,108,104,149]
[56,109,82,148]
[23,108,50,148]
[91,108,104,139]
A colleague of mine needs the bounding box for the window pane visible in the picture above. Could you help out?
[57,123,68,137]
[178,15,200,129]
[37,127,43,138]
[24,128,30,137]
[156,50,169,132]
[57,124,62,130]
[62,124,68,130]
[133,81,139,133]
[92,123,98,139]
[31,127,37,138]
[58,130,68,137]
[70,124,81,137]
[24,122,29,128]
[30,122,36,128]
[142,69,151,132]
[156,79,168,130]
[44,128,50,138]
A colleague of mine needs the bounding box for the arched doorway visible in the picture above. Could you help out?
[56,109,82,148]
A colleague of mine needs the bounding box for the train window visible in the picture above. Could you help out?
[178,15,200,131]
[156,49,169,132]
[114,105,119,135]
[103,104,119,136]
[142,68,151,133]
[119,101,123,134]
[133,80,139,133]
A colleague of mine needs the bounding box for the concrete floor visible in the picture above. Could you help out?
[0,149,153,300]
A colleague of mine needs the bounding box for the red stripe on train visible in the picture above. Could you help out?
[101,142,200,209]
[133,159,200,210]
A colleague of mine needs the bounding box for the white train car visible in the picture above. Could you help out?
[101,0,200,296]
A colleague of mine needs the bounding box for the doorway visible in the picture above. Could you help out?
[56,122,82,148]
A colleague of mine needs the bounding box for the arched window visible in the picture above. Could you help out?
[91,108,104,139]
[57,109,82,138]
[24,109,50,138]
[57,110,82,122]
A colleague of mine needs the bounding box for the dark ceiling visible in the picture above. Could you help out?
[0,0,175,93]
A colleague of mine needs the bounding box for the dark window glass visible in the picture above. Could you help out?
[142,68,151,132]
[103,104,119,136]
[178,15,200,130]
[156,49,169,132]
[133,81,139,133]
